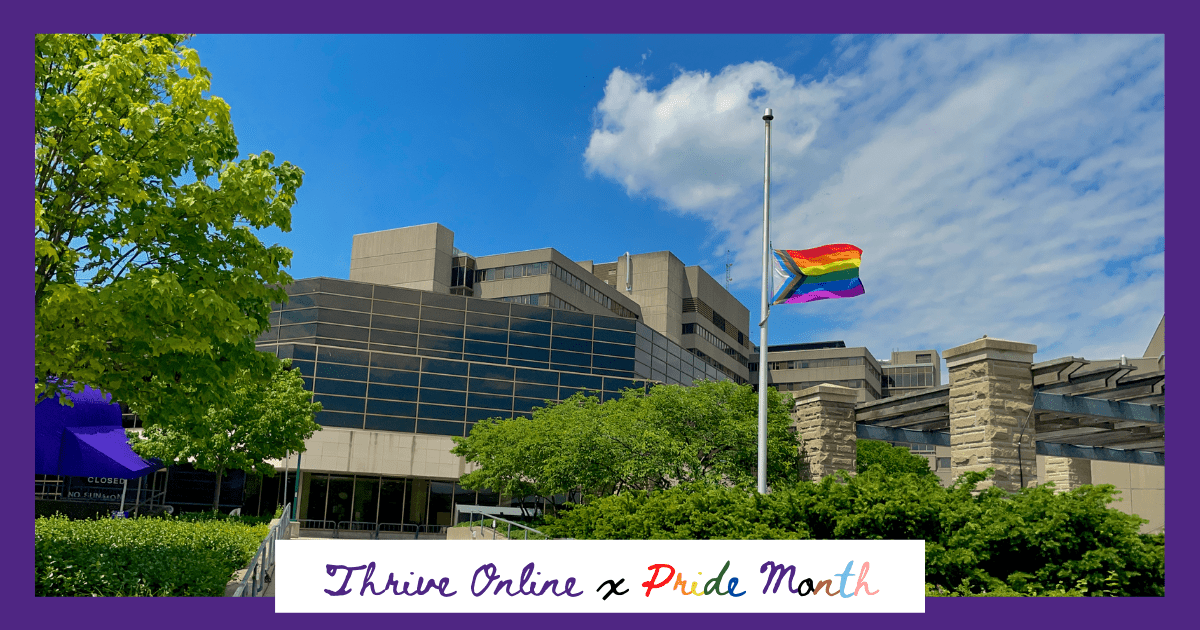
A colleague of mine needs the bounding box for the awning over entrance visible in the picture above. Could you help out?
[35,383,159,479]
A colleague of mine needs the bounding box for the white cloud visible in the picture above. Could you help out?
[584,35,1164,362]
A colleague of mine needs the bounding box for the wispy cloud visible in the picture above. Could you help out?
[584,35,1164,362]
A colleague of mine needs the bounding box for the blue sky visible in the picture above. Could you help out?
[191,34,1164,366]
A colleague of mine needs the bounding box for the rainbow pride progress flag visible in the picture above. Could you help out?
[771,243,865,305]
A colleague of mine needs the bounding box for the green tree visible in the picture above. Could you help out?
[451,381,806,513]
[35,34,303,430]
[856,439,937,478]
[131,361,321,511]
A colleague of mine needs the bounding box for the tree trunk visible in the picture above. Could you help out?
[212,464,225,513]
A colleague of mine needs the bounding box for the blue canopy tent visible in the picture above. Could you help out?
[35,383,160,513]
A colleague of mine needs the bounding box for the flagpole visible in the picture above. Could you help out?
[758,107,773,495]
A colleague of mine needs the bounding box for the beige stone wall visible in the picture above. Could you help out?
[1092,460,1165,533]
[792,385,858,478]
[945,338,1037,492]
[1042,456,1091,492]
[349,224,455,292]
[272,428,464,480]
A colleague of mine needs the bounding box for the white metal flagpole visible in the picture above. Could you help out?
[757,107,774,494]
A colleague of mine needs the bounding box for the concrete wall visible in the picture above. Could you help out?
[349,224,455,293]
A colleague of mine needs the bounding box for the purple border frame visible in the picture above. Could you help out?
[10,2,1189,628]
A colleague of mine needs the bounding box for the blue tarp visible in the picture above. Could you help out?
[35,383,159,479]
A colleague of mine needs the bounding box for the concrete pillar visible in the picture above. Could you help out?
[792,384,858,479]
[1043,456,1092,492]
[943,338,1038,492]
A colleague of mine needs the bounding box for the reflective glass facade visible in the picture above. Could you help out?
[256,277,729,438]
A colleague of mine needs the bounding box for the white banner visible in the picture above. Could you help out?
[275,539,924,613]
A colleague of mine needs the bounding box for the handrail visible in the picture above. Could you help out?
[231,502,291,597]
[456,507,550,540]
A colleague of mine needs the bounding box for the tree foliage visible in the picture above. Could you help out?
[856,439,937,478]
[130,361,321,510]
[451,381,806,513]
[35,34,303,429]
[540,470,1163,597]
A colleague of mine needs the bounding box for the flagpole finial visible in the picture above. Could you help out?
[763,108,774,121]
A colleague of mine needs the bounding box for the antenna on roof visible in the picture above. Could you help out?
[725,250,733,289]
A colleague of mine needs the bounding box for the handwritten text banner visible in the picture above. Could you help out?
[275,539,924,613]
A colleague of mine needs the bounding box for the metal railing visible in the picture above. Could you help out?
[296,519,447,539]
[456,508,550,540]
[231,502,291,597]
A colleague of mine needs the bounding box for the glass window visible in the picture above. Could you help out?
[417,419,466,437]
[353,477,379,524]
[418,403,465,421]
[315,363,368,382]
[407,479,428,525]
[420,388,467,407]
[366,398,416,417]
[326,476,355,526]
[429,482,455,526]
[364,415,415,432]
[421,373,467,391]
[368,368,419,388]
[377,478,407,526]
[300,474,328,522]
[314,394,365,414]
[314,379,367,398]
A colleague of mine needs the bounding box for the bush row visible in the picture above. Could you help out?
[35,514,269,596]
[539,470,1164,597]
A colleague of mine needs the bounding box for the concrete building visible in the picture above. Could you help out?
[879,349,942,398]
[750,341,884,403]
[255,275,731,530]
[349,224,751,384]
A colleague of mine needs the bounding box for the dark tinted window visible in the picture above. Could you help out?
[466,408,506,423]
[552,323,592,340]
[508,346,549,362]
[421,307,466,325]
[373,285,421,305]
[514,383,557,400]
[509,331,550,348]
[593,341,635,358]
[465,312,508,330]
[422,358,469,376]
[318,308,371,328]
[281,309,319,325]
[421,373,467,391]
[316,411,363,428]
[314,323,370,342]
[561,373,602,390]
[314,379,367,398]
[278,324,317,340]
[509,303,552,321]
[470,363,514,381]
[420,388,466,407]
[315,363,368,381]
[509,318,551,335]
[464,340,507,357]
[594,315,636,331]
[371,314,419,333]
[317,346,369,366]
[365,416,415,432]
[553,310,594,326]
[313,293,371,313]
[468,393,513,411]
[372,300,420,319]
[368,367,420,387]
[418,335,464,353]
[420,292,466,310]
[416,419,465,436]
[465,326,507,344]
[550,350,591,366]
[367,383,418,402]
[514,368,557,385]
[417,404,465,421]
[366,399,416,417]
[551,336,591,354]
[314,394,365,414]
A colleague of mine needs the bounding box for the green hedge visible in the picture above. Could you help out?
[540,469,1164,597]
[35,515,269,596]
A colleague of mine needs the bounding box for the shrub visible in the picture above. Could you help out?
[539,470,1164,596]
[35,514,268,596]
